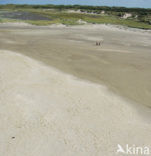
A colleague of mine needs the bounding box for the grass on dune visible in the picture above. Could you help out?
[26,9,151,29]
[0,18,19,23]
[0,8,151,29]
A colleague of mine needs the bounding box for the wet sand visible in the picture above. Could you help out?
[0,24,151,108]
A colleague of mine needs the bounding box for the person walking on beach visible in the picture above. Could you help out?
[96,41,101,46]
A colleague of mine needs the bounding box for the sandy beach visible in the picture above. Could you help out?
[0,24,151,155]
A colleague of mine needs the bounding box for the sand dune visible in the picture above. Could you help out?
[0,50,151,156]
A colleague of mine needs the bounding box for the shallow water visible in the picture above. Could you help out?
[0,11,51,21]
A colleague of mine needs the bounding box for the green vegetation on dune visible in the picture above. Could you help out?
[0,18,19,23]
[0,4,151,29]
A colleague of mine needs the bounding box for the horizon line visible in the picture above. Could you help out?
[0,3,151,9]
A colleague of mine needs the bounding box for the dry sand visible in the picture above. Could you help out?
[0,24,151,155]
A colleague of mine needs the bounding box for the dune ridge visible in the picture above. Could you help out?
[0,50,151,156]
